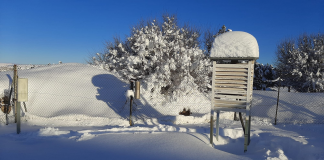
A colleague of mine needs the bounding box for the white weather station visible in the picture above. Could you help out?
[209,31,259,152]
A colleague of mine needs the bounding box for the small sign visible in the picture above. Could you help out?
[134,81,140,99]
[18,78,28,102]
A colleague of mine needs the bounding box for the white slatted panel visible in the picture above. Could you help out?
[212,61,255,113]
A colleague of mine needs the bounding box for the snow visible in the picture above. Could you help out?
[0,63,14,72]
[125,90,134,98]
[1,120,324,160]
[0,63,14,67]
[210,31,259,59]
[1,63,324,160]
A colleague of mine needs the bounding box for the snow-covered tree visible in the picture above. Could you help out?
[253,62,277,90]
[214,25,228,37]
[89,15,212,99]
[275,33,324,92]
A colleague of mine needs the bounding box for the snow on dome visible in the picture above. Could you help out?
[210,31,259,59]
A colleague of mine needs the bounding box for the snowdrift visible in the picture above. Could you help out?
[0,64,128,118]
[0,63,213,125]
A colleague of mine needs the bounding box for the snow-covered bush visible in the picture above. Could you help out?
[253,63,277,90]
[275,33,324,92]
[89,15,212,99]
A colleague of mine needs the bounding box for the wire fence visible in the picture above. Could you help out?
[252,89,324,124]
[1,63,323,124]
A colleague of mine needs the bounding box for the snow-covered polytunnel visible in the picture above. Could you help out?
[209,31,259,152]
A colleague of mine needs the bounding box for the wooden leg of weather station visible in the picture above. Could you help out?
[215,111,220,141]
[239,112,245,133]
[244,116,251,152]
[248,115,251,145]
[210,111,214,145]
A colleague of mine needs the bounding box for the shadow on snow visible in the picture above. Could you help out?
[92,74,173,123]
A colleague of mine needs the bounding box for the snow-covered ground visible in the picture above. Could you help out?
[1,63,324,160]
[1,119,324,160]
[252,90,324,124]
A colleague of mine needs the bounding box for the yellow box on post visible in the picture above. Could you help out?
[17,78,28,134]
[134,81,140,99]
[18,78,28,102]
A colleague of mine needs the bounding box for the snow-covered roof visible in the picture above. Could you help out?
[210,31,259,60]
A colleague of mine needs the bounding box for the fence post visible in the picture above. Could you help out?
[13,65,18,123]
[17,102,21,134]
[275,81,281,125]
[130,95,133,126]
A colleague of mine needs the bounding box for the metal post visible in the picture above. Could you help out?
[13,65,18,123]
[216,111,220,141]
[248,115,251,145]
[130,80,134,90]
[275,81,281,125]
[210,111,214,145]
[17,102,21,134]
[5,105,9,125]
[244,116,249,152]
[129,96,133,126]
[239,112,245,133]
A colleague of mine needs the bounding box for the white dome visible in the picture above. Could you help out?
[210,31,259,59]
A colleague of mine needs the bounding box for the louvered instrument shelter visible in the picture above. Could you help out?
[212,62,254,112]
[209,31,259,152]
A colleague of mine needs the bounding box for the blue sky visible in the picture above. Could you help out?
[0,0,323,65]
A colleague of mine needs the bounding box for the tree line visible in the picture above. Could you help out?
[88,14,324,94]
